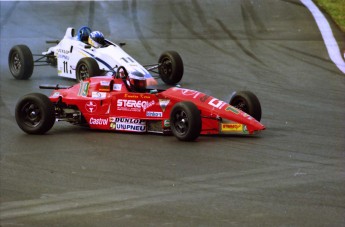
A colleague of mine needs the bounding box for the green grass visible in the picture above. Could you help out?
[313,0,345,32]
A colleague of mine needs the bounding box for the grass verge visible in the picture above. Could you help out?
[313,0,345,32]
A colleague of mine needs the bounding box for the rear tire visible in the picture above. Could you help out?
[8,45,34,80]
[170,101,201,141]
[15,93,55,134]
[158,51,184,85]
[76,57,100,81]
[229,91,262,122]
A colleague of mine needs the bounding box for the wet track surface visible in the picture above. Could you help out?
[1,1,345,226]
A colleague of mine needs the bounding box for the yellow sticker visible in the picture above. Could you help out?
[221,123,243,132]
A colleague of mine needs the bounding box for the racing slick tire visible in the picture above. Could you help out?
[229,91,262,122]
[170,101,201,141]
[76,57,100,81]
[8,45,34,80]
[158,51,184,85]
[15,93,56,134]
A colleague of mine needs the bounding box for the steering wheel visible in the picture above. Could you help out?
[116,66,128,79]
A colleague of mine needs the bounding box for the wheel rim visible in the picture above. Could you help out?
[79,64,89,80]
[173,110,189,135]
[233,99,248,113]
[11,52,21,73]
[160,57,172,77]
[20,101,42,127]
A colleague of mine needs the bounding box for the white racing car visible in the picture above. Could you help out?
[8,26,184,85]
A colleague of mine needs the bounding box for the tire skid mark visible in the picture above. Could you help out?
[264,41,343,75]
[216,18,265,65]
[130,0,155,57]
[170,1,265,68]
[281,0,305,7]
[169,2,233,57]
[241,0,268,33]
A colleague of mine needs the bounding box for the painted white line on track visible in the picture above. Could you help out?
[301,0,345,74]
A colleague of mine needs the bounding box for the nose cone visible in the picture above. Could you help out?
[246,120,265,134]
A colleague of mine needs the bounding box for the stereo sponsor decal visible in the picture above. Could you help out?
[221,123,246,132]
[117,99,155,112]
[89,117,108,126]
[109,117,146,132]
[146,111,163,117]
[85,101,97,113]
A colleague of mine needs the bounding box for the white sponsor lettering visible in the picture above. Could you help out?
[92,92,106,98]
[113,84,122,91]
[208,98,226,109]
[115,123,146,132]
[100,81,111,86]
[117,99,155,112]
[181,89,199,96]
[89,117,108,125]
[146,111,163,117]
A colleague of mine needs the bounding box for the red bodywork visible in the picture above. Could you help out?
[49,76,265,135]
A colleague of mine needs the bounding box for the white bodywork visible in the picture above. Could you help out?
[43,27,152,79]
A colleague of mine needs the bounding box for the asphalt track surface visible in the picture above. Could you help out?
[0,1,344,226]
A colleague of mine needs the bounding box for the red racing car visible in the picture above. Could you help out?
[15,67,265,141]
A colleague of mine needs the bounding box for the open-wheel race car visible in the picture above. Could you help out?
[15,66,265,141]
[8,26,183,85]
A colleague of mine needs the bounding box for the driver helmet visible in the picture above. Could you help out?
[128,71,147,92]
[77,26,92,42]
[88,31,105,48]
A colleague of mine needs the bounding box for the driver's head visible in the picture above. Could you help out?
[88,31,105,48]
[128,71,147,92]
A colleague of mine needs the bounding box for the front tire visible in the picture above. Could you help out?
[15,93,55,134]
[76,57,100,81]
[170,102,201,141]
[158,51,184,85]
[229,91,262,122]
[8,45,34,80]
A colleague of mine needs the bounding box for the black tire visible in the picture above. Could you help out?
[8,45,34,80]
[229,91,262,122]
[158,51,183,85]
[76,57,100,81]
[170,101,201,141]
[15,93,55,134]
